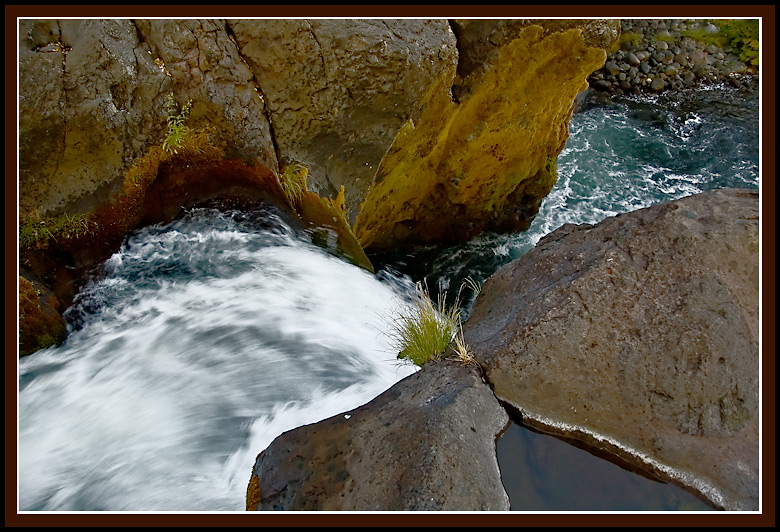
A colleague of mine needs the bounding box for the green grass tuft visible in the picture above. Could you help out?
[279,162,309,207]
[19,212,95,250]
[162,93,193,154]
[390,281,460,366]
[389,277,481,367]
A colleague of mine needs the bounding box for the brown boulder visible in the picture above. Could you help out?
[464,188,760,510]
[247,360,510,511]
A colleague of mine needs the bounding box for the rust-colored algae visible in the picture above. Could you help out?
[297,189,375,273]
[18,276,67,356]
[353,26,607,252]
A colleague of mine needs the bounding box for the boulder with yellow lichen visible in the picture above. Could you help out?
[354,22,617,252]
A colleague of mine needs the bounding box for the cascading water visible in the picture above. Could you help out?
[18,207,419,511]
[17,82,760,513]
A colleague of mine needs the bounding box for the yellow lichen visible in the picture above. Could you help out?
[353,25,607,252]
[246,474,261,511]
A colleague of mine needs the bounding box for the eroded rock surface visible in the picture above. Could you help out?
[247,360,510,511]
[18,19,277,218]
[229,19,459,219]
[464,188,760,511]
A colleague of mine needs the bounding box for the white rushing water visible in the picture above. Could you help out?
[18,207,419,512]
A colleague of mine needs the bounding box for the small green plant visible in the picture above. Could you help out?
[19,212,94,249]
[162,93,193,154]
[389,277,482,367]
[654,32,676,43]
[19,217,55,248]
[719,19,759,66]
[612,31,643,52]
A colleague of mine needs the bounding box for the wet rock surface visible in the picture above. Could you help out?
[247,359,510,511]
[18,275,67,357]
[464,188,760,511]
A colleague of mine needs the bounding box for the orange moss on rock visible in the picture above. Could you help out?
[353,25,608,252]
[246,473,261,511]
[18,276,67,357]
[296,187,374,273]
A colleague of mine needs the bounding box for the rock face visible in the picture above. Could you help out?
[464,188,760,511]
[229,19,459,219]
[247,360,510,511]
[19,19,277,218]
[18,18,618,355]
[19,18,617,235]
[353,20,619,252]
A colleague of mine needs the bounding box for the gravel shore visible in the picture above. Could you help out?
[588,19,759,95]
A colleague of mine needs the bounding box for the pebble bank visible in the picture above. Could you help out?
[588,19,759,95]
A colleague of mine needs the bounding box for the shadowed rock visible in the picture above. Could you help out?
[247,359,510,511]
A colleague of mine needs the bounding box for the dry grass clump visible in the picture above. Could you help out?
[450,323,477,366]
[389,278,481,367]
[279,162,309,208]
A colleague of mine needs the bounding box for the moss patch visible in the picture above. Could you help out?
[353,25,607,253]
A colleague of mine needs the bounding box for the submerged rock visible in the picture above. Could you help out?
[247,359,510,511]
[464,188,760,511]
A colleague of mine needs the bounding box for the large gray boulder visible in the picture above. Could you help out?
[464,188,760,511]
[247,359,510,511]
